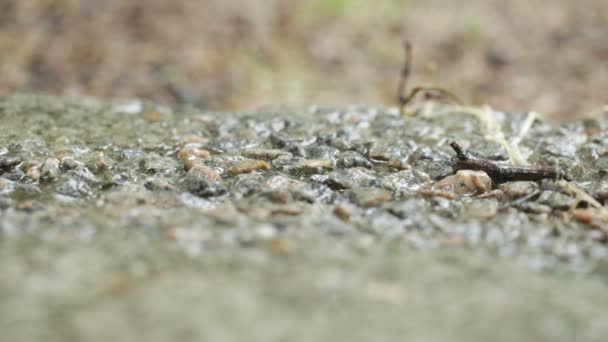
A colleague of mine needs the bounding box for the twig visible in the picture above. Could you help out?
[396,40,463,112]
[396,40,412,107]
[449,141,570,183]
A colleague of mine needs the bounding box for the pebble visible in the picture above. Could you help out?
[177,147,210,162]
[83,151,112,173]
[537,190,575,210]
[40,158,61,183]
[261,175,305,191]
[228,159,269,175]
[241,149,290,160]
[0,178,15,195]
[333,203,355,221]
[183,173,226,197]
[140,153,178,175]
[144,178,174,191]
[434,170,492,195]
[55,177,92,198]
[336,151,373,169]
[500,181,539,199]
[348,187,391,208]
[178,148,211,171]
[23,162,41,182]
[379,169,432,196]
[326,168,375,189]
[188,165,221,182]
[293,159,334,174]
[386,158,410,170]
[60,156,82,171]
[0,156,21,170]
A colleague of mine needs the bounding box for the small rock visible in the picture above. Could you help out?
[144,110,169,122]
[333,203,354,221]
[260,190,292,203]
[500,181,539,199]
[307,145,341,160]
[0,196,11,210]
[386,158,410,170]
[184,174,226,197]
[55,177,92,198]
[178,148,211,171]
[40,158,61,183]
[228,159,269,175]
[571,208,608,231]
[434,170,492,195]
[87,151,113,172]
[516,201,553,214]
[261,175,305,191]
[188,165,221,182]
[348,187,391,208]
[0,156,21,170]
[336,151,373,169]
[23,162,41,182]
[254,224,277,240]
[144,178,174,191]
[0,178,15,195]
[326,168,375,189]
[537,190,574,210]
[177,147,210,162]
[140,153,178,175]
[379,169,432,196]
[242,148,290,160]
[60,156,82,171]
[293,159,334,174]
[464,199,498,219]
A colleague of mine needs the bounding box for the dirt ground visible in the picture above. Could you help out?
[1,0,606,117]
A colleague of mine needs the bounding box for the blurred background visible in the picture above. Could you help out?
[0,0,606,117]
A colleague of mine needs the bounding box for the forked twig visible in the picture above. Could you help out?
[449,141,570,183]
[396,40,463,111]
[396,41,412,107]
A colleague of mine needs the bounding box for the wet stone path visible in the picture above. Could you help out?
[2,94,608,341]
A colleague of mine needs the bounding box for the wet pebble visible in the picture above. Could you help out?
[500,181,539,199]
[434,170,492,195]
[464,199,499,219]
[333,203,355,221]
[177,147,210,162]
[86,151,113,173]
[183,173,226,198]
[0,178,15,195]
[55,177,92,198]
[261,175,305,191]
[241,148,290,160]
[0,156,22,170]
[228,159,269,175]
[293,159,334,174]
[144,178,174,191]
[140,153,178,175]
[379,169,432,196]
[348,187,391,208]
[516,201,553,214]
[23,161,41,182]
[59,156,82,171]
[188,165,221,182]
[326,168,375,189]
[336,151,373,169]
[537,190,575,210]
[40,158,61,183]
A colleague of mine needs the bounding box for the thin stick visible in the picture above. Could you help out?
[449,141,570,183]
[397,40,412,107]
[396,40,463,110]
